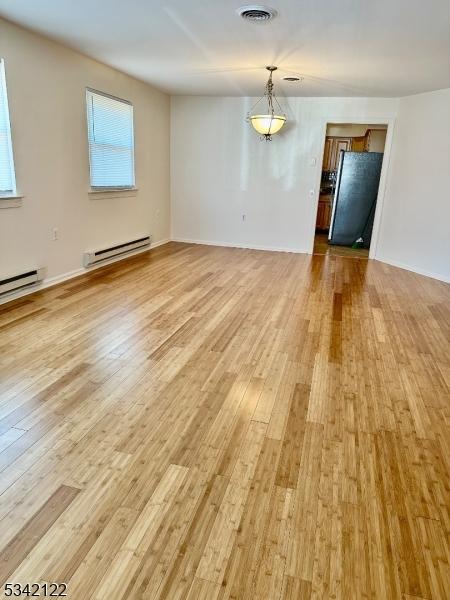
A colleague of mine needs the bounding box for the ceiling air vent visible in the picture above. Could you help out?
[237,5,278,22]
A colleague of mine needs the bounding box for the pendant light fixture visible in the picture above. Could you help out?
[248,66,286,140]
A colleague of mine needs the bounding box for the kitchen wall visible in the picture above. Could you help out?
[0,18,170,284]
[171,96,398,253]
[376,88,450,282]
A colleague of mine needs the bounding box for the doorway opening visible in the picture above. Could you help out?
[313,123,388,258]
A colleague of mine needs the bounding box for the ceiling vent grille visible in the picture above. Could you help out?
[237,5,277,22]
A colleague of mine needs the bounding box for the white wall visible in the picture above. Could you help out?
[377,89,450,282]
[0,18,170,283]
[171,96,398,253]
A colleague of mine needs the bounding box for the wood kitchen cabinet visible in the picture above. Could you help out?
[322,137,352,171]
[351,135,368,152]
[322,137,333,170]
[316,195,332,231]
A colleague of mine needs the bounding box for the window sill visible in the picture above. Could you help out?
[0,195,24,208]
[88,188,138,200]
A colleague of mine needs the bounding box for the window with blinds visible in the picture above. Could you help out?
[86,88,135,190]
[0,59,17,197]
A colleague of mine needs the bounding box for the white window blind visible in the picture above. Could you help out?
[0,59,17,196]
[86,88,135,189]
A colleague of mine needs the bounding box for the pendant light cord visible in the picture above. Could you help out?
[267,70,274,115]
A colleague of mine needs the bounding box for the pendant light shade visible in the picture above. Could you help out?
[250,114,286,136]
[247,66,287,140]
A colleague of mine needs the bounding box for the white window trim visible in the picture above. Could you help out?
[86,87,136,191]
[0,59,18,199]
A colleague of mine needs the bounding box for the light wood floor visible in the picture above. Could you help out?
[314,232,370,259]
[0,242,449,600]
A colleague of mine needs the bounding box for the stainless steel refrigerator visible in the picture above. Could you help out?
[328,151,383,247]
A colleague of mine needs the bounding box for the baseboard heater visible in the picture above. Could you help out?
[83,235,151,267]
[0,268,46,296]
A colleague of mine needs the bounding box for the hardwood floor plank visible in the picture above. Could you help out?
[185,576,221,600]
[154,473,229,600]
[281,575,312,599]
[0,485,80,585]
[92,464,188,599]
[275,382,310,488]
[195,420,267,584]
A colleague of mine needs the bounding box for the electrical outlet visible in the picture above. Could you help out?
[52,227,59,241]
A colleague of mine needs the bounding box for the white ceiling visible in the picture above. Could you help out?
[0,0,449,97]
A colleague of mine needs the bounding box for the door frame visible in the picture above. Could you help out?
[308,117,395,259]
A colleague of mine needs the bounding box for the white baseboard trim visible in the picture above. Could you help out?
[172,237,310,254]
[375,256,450,283]
[0,238,171,305]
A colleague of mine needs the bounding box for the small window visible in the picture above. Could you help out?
[0,59,17,197]
[86,88,135,190]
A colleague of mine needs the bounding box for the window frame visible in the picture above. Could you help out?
[85,87,136,192]
[0,58,18,199]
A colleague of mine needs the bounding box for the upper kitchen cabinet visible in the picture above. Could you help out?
[351,135,367,152]
[323,137,352,171]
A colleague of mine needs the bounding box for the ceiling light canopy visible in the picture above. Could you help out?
[247,66,286,140]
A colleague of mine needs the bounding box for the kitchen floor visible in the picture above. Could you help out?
[313,232,369,258]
